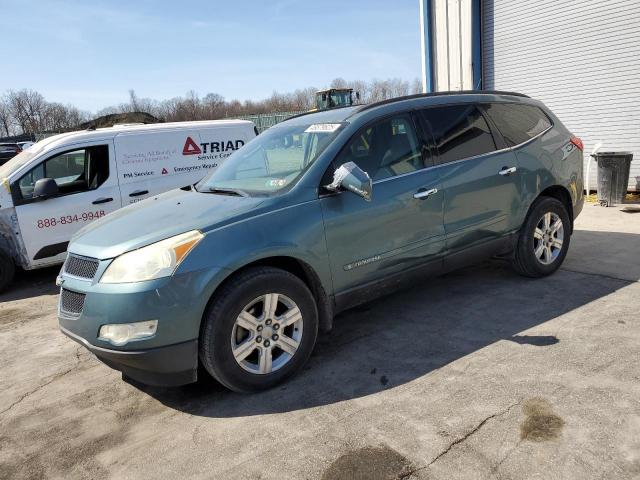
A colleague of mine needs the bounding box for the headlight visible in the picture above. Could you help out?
[100,230,204,283]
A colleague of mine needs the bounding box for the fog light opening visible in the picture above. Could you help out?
[98,320,158,346]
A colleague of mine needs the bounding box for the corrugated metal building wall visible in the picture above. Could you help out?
[431,0,474,91]
[483,0,640,191]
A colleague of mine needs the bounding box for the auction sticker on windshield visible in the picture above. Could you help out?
[304,124,341,133]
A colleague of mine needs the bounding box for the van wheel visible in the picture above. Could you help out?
[0,250,15,293]
[199,267,318,393]
[512,196,571,278]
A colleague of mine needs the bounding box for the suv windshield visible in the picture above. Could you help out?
[196,122,344,196]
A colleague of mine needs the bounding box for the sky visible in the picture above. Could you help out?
[0,0,422,113]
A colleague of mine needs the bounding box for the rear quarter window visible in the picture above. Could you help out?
[483,103,552,147]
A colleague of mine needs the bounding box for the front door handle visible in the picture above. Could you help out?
[129,190,149,197]
[413,188,438,200]
[499,166,517,176]
[92,197,113,205]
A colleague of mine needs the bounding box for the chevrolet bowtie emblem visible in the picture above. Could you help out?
[56,276,64,287]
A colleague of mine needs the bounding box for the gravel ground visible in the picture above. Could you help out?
[0,202,639,480]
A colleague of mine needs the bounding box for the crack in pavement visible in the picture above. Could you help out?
[0,346,85,418]
[559,267,636,284]
[0,366,76,417]
[426,401,521,468]
[398,465,427,479]
[490,439,523,478]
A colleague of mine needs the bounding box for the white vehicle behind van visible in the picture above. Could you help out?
[0,120,257,291]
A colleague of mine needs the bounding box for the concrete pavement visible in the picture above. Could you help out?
[0,203,638,479]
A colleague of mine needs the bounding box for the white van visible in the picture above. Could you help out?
[0,120,257,291]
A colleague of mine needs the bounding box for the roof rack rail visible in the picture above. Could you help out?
[283,105,359,123]
[354,90,529,113]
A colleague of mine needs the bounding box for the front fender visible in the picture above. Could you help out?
[178,200,333,297]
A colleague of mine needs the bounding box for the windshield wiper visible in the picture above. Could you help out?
[205,187,247,197]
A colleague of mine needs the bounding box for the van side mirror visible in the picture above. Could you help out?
[33,178,59,200]
[325,162,372,201]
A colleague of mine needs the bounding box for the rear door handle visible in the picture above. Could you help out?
[129,190,149,197]
[413,188,438,200]
[92,197,113,205]
[499,166,517,176]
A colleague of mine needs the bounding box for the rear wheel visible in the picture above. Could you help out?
[512,196,571,278]
[0,250,15,293]
[199,267,318,393]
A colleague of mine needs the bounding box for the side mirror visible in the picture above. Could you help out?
[33,178,59,200]
[325,162,372,201]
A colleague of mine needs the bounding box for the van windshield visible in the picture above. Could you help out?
[195,122,344,196]
[0,148,40,179]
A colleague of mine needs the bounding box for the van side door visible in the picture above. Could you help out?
[11,141,121,267]
[320,112,445,310]
[418,104,520,260]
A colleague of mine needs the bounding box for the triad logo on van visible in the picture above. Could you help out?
[182,137,202,155]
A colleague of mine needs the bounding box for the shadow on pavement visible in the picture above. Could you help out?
[138,228,634,417]
[3,229,635,417]
[508,335,559,346]
[0,266,59,303]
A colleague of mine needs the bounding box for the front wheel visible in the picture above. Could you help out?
[511,197,571,278]
[0,250,15,293]
[199,267,318,393]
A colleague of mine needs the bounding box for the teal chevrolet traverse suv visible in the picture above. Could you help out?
[58,91,584,392]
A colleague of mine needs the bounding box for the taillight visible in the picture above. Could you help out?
[570,136,584,151]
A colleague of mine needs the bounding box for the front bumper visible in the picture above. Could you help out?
[61,326,198,386]
[57,263,228,387]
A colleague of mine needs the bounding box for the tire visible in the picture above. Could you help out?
[0,250,15,293]
[511,196,571,278]
[199,266,319,393]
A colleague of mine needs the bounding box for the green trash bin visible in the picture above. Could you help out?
[591,152,633,206]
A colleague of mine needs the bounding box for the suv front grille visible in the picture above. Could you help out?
[60,289,86,316]
[64,255,99,280]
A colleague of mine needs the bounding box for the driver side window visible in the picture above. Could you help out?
[334,114,424,182]
[17,145,109,200]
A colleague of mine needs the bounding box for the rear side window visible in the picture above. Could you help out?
[483,103,552,147]
[420,105,496,165]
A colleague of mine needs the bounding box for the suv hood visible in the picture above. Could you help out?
[69,188,265,260]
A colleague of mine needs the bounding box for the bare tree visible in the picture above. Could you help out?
[42,103,88,131]
[7,89,48,133]
[128,89,139,112]
[202,93,225,119]
[0,77,422,137]
[0,97,12,136]
[411,78,423,95]
[330,77,348,89]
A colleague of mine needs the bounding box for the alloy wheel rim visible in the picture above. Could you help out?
[230,293,303,375]
[533,212,564,265]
